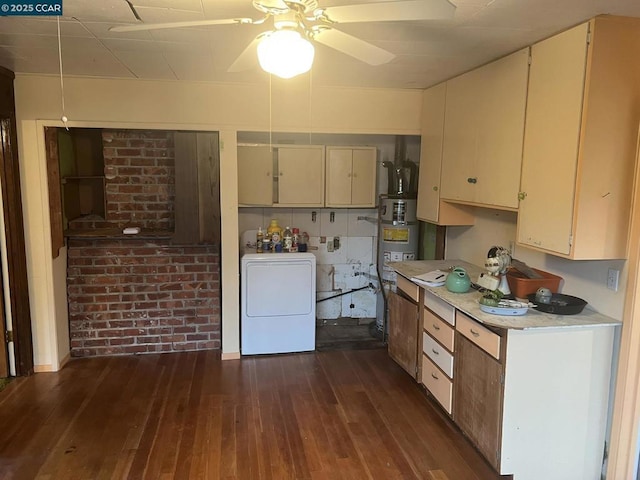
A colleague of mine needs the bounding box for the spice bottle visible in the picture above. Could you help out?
[291,228,299,252]
[256,227,264,253]
[283,226,293,252]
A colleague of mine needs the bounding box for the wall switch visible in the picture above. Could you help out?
[607,268,620,291]
[333,236,340,250]
[327,238,334,252]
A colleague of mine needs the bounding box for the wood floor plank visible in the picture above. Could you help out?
[0,348,511,480]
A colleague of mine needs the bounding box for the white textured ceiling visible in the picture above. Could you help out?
[1,0,640,89]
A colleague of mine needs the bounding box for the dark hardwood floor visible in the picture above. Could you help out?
[0,348,508,479]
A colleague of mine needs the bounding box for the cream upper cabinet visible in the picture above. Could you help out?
[237,145,324,207]
[416,83,474,226]
[440,48,529,210]
[277,145,325,207]
[237,145,273,206]
[325,146,377,207]
[517,17,640,259]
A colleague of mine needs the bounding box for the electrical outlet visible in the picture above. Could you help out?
[607,268,620,291]
[333,236,340,250]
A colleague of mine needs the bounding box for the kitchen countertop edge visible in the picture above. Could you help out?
[387,260,621,330]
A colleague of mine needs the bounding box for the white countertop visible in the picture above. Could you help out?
[387,259,621,330]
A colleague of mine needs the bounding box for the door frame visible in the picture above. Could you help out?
[607,129,640,479]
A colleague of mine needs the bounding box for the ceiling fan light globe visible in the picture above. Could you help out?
[257,30,314,79]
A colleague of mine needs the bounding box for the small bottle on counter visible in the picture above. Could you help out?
[256,227,264,253]
[283,226,293,252]
[267,219,282,252]
[291,227,299,252]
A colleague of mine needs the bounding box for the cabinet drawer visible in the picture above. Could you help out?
[422,354,453,414]
[423,308,455,352]
[455,311,501,360]
[397,275,420,302]
[423,332,454,378]
[424,291,455,326]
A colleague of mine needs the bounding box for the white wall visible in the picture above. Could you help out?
[13,74,422,368]
[446,208,627,319]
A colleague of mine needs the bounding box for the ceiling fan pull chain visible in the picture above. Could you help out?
[56,17,69,130]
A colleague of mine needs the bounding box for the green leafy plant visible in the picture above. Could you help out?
[479,289,504,306]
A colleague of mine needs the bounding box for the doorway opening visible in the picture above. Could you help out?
[45,127,222,358]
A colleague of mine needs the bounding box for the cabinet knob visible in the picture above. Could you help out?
[518,191,527,201]
[469,328,480,337]
[431,372,439,380]
[467,177,477,184]
[432,186,438,192]
[433,323,440,331]
[431,348,439,356]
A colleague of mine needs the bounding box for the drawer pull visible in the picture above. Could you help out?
[431,372,439,380]
[431,348,439,355]
[469,328,480,337]
[433,323,440,331]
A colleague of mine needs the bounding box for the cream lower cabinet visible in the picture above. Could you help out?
[439,48,529,210]
[416,83,475,226]
[435,309,615,480]
[420,291,456,413]
[325,146,376,207]
[517,16,640,259]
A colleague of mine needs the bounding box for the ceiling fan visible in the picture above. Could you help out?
[110,0,456,78]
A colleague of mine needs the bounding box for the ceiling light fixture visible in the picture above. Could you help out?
[257,29,315,79]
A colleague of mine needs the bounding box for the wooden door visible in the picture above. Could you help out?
[517,22,589,255]
[277,146,324,206]
[453,332,504,470]
[174,132,221,243]
[350,148,376,207]
[387,290,419,379]
[325,147,352,206]
[237,145,273,206]
[0,66,33,375]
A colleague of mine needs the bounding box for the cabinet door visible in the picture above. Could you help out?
[441,49,528,209]
[277,146,324,206]
[417,83,446,223]
[453,332,504,470]
[237,145,273,206]
[387,290,419,379]
[474,48,529,209]
[517,23,588,254]
[350,148,376,207]
[325,148,352,206]
[440,69,479,203]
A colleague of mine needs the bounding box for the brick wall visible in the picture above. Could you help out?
[68,239,220,357]
[68,129,175,231]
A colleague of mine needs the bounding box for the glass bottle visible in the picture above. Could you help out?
[283,226,293,252]
[256,227,264,253]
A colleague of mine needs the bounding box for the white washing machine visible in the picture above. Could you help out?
[241,252,316,355]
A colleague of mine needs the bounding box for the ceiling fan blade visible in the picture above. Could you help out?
[109,18,252,33]
[227,35,265,72]
[320,0,455,23]
[313,28,394,65]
